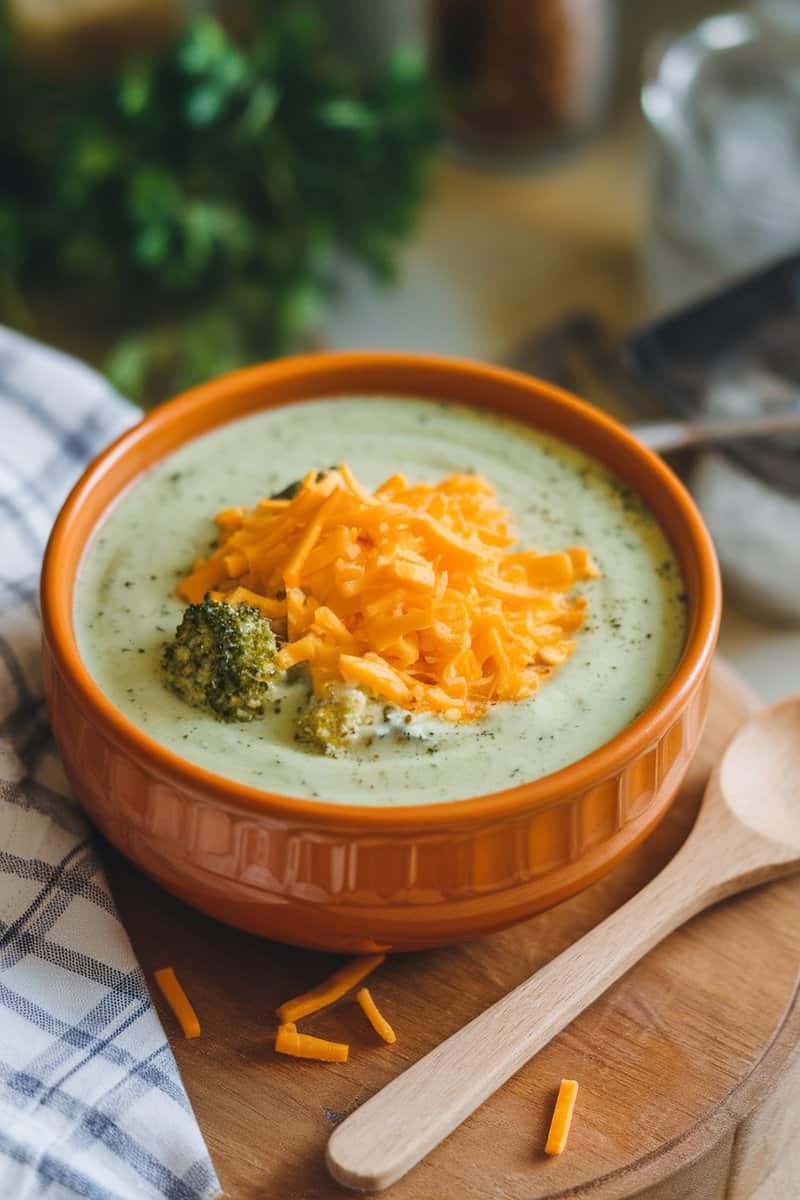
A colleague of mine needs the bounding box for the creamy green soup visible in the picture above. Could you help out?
[74,396,687,806]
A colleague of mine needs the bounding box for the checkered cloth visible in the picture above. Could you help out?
[0,328,220,1200]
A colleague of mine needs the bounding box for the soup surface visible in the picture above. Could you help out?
[74,396,687,805]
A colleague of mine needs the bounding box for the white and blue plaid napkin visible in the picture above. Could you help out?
[0,327,221,1200]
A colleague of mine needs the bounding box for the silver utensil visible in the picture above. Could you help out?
[632,410,800,454]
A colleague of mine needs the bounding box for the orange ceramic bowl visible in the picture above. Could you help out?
[41,353,720,952]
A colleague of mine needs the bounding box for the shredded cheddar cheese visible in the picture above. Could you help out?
[276,954,386,1024]
[545,1079,579,1156]
[275,1023,349,1063]
[178,465,598,720]
[154,967,200,1039]
[356,987,396,1044]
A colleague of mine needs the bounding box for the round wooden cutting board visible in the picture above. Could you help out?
[108,660,800,1200]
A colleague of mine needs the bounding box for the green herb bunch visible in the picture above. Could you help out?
[0,5,439,401]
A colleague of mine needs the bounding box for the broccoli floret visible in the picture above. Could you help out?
[270,478,304,501]
[294,683,441,756]
[270,467,338,501]
[162,598,278,721]
[294,684,389,755]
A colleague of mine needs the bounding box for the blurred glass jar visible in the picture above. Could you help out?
[642,7,800,316]
[431,0,617,168]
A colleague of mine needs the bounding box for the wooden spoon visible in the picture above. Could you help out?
[327,696,800,1193]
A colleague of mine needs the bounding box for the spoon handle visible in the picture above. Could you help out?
[327,838,719,1193]
[630,411,800,454]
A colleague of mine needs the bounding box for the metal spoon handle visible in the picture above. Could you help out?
[631,411,800,454]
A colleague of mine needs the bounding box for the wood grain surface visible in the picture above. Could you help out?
[106,660,800,1199]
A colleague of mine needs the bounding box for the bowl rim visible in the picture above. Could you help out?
[41,351,721,831]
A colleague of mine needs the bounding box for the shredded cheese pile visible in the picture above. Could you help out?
[178,464,598,721]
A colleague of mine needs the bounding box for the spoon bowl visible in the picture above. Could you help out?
[717,697,800,851]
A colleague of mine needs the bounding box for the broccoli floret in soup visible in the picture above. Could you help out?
[162,598,278,721]
[294,683,439,755]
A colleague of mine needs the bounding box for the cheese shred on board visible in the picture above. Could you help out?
[275,1023,349,1063]
[154,967,201,1039]
[178,465,599,720]
[276,954,386,1024]
[356,987,396,1044]
[545,1078,579,1156]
